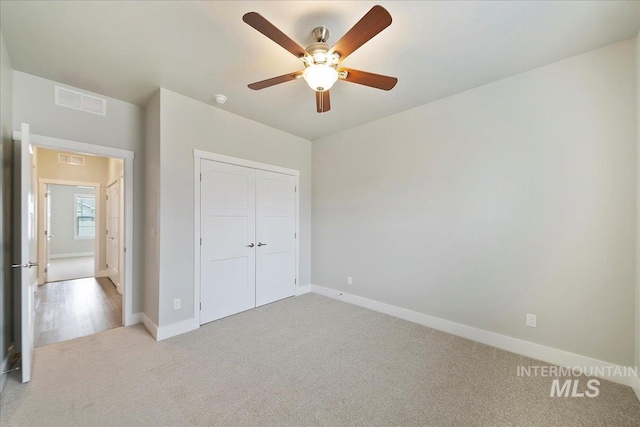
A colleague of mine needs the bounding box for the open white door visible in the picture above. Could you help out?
[45,185,51,282]
[106,181,120,291]
[37,183,51,285]
[13,123,37,383]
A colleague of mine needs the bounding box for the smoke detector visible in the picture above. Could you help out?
[213,94,227,104]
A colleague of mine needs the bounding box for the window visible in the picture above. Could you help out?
[74,194,96,239]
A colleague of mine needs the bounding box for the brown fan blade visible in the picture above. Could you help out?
[316,90,330,113]
[328,5,392,61]
[340,68,397,91]
[243,12,308,58]
[248,72,302,90]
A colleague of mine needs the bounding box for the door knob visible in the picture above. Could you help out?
[12,262,38,269]
[257,242,267,247]
[246,243,255,248]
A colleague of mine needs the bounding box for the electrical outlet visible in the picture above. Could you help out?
[526,313,537,327]
[173,298,181,310]
[347,276,353,285]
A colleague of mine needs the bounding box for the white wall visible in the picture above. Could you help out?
[107,158,123,184]
[144,91,160,325]
[151,89,312,327]
[13,71,145,313]
[48,185,95,257]
[0,32,14,392]
[636,31,640,379]
[313,39,637,366]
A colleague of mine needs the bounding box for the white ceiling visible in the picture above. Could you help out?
[1,1,639,140]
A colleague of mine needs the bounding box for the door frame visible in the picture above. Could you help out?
[14,131,136,327]
[37,179,102,285]
[193,149,300,325]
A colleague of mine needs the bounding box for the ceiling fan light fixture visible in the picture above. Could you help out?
[243,6,396,112]
[303,64,338,92]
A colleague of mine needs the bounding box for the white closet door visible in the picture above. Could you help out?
[200,160,256,324]
[255,170,296,307]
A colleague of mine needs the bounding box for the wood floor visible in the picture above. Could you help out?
[34,277,122,348]
[46,256,95,282]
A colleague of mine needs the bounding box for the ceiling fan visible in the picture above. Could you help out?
[243,5,398,113]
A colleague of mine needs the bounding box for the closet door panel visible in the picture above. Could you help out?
[200,159,256,324]
[256,170,296,307]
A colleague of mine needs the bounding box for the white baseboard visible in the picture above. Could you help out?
[141,314,199,341]
[50,252,94,259]
[129,312,143,325]
[310,284,640,390]
[96,269,109,278]
[296,284,311,295]
[141,313,158,340]
[156,318,199,341]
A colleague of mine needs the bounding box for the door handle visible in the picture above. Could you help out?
[12,262,38,269]
[257,242,267,247]
[246,243,255,248]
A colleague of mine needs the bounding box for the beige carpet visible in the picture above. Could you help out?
[1,293,639,426]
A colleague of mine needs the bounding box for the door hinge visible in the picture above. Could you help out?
[44,230,47,235]
[124,247,126,253]
[294,279,297,285]
[200,173,202,182]
[44,267,47,273]
[294,232,296,238]
[200,237,202,246]
[106,229,109,235]
[200,302,202,310]
[294,186,297,193]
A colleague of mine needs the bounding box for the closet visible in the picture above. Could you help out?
[199,158,297,324]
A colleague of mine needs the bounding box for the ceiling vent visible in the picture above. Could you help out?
[55,86,106,116]
[58,153,85,166]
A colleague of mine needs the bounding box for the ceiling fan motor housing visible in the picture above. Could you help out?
[306,27,340,66]
[312,27,330,43]
[306,43,338,65]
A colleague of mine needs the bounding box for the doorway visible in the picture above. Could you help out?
[40,182,98,283]
[33,147,125,347]
[13,127,136,383]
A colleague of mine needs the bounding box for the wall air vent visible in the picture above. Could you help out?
[58,153,85,166]
[55,86,107,116]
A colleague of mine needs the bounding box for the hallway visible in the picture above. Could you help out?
[34,277,122,347]
[46,256,95,283]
